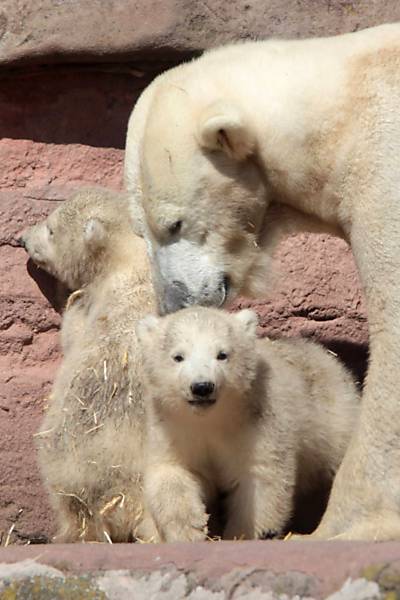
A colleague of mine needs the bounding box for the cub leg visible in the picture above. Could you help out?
[223,459,295,540]
[51,494,88,543]
[144,464,209,542]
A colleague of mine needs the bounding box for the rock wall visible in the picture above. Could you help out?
[2,0,398,544]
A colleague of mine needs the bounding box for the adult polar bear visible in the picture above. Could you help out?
[124,23,400,540]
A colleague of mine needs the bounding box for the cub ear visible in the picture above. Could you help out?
[197,101,255,161]
[235,309,259,336]
[135,314,160,345]
[84,218,106,248]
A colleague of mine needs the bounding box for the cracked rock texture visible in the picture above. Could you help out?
[1,0,400,67]
[0,541,398,599]
[0,0,384,545]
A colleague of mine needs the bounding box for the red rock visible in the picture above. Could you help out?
[0,140,126,543]
[0,69,147,149]
[1,1,400,67]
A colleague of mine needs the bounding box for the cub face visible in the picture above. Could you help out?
[19,188,127,290]
[136,307,259,414]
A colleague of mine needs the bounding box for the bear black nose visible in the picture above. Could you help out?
[163,280,190,314]
[190,381,215,398]
[17,236,26,249]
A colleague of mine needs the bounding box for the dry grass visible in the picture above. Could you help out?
[56,490,93,517]
[99,493,125,516]
[65,289,84,310]
[0,508,24,547]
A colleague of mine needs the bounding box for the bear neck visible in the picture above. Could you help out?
[85,235,147,288]
[184,52,351,228]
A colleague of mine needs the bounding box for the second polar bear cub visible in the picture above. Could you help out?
[137,307,360,542]
[21,187,157,543]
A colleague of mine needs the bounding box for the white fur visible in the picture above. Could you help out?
[137,307,360,541]
[22,188,158,543]
[125,23,400,540]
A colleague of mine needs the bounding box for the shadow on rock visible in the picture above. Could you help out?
[27,258,69,313]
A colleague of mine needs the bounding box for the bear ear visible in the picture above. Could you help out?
[135,314,160,345]
[235,309,259,336]
[197,101,255,161]
[84,218,106,248]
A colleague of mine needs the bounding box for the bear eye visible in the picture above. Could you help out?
[173,353,184,363]
[217,351,228,361]
[47,225,54,237]
[168,220,182,236]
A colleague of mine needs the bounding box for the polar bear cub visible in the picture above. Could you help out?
[136,307,360,541]
[20,187,157,543]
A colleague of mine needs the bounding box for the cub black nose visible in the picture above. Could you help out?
[17,236,26,249]
[190,381,215,398]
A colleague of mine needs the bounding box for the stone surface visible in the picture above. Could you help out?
[327,579,381,600]
[1,542,400,598]
[0,139,125,544]
[0,66,155,148]
[1,1,400,67]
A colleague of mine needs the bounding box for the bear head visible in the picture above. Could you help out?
[19,187,133,290]
[127,84,271,314]
[136,306,260,416]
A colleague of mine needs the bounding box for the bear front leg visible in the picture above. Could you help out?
[144,463,209,542]
[223,460,295,540]
[309,191,400,541]
[50,493,89,543]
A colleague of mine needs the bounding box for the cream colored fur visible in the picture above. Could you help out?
[137,307,359,542]
[125,23,400,540]
[21,188,157,543]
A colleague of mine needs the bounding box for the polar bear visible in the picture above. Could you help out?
[124,23,400,540]
[136,307,359,542]
[20,187,157,543]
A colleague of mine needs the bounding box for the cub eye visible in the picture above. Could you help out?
[47,225,54,237]
[168,220,182,236]
[173,353,184,363]
[217,351,228,361]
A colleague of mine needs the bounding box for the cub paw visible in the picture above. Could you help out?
[162,510,209,543]
[259,529,281,540]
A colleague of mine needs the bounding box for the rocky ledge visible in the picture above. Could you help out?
[1,541,400,599]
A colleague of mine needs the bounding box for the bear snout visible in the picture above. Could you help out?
[191,381,215,397]
[189,381,216,407]
[164,280,191,313]
[162,276,230,313]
